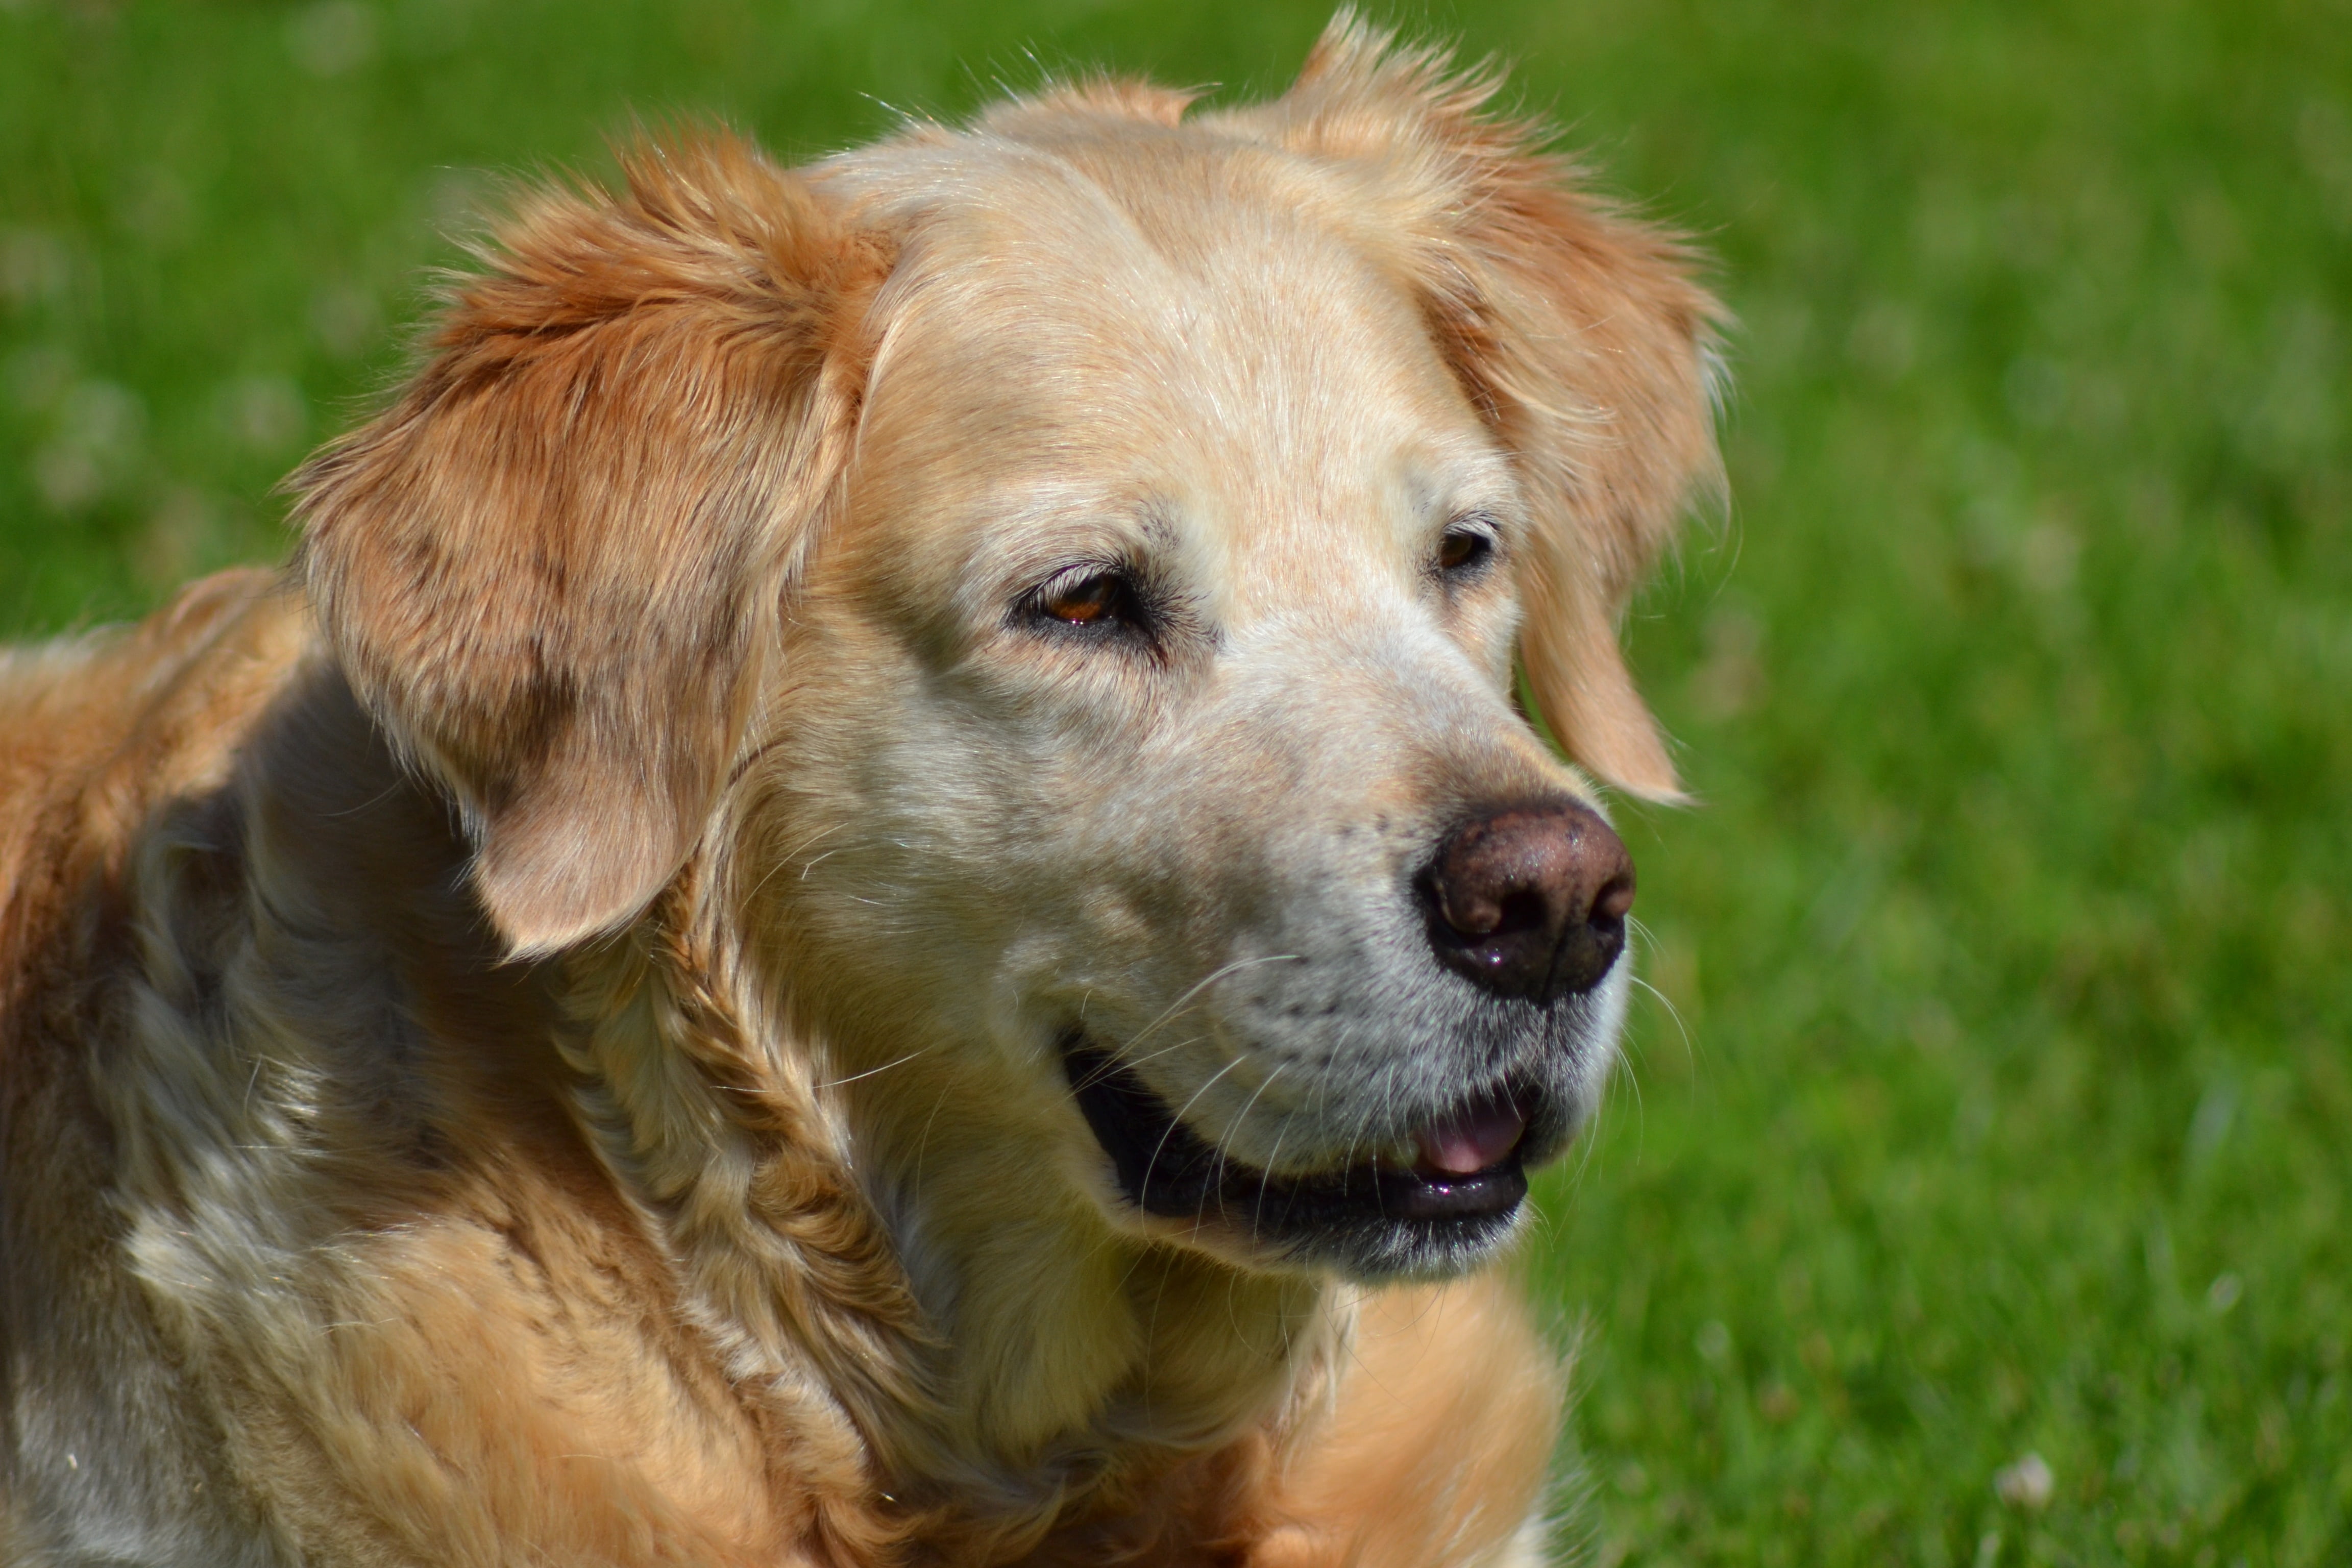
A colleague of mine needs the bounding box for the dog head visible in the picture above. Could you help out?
[297,21,1722,1285]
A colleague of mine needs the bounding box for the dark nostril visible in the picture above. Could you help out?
[1596,869,1636,925]
[1418,799,1636,1003]
[1492,887,1549,939]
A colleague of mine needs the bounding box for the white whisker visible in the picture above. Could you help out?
[1121,954,1301,1053]
[815,1044,935,1090]
[1239,1066,1297,1240]
[1147,1055,1249,1208]
[1626,972,1696,1074]
[742,821,844,906]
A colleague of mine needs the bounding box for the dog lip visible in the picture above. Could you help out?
[1058,1034,1532,1249]
[1370,1162,1529,1222]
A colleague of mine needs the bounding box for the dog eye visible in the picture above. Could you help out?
[1436,524,1496,577]
[1034,568,1136,630]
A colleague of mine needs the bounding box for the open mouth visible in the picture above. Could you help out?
[1060,1035,1536,1270]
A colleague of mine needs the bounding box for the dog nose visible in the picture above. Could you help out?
[1418,801,1636,1002]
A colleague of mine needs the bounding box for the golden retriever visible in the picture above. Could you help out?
[0,16,1721,1565]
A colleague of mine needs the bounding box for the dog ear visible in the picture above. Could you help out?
[294,134,892,956]
[1254,16,1726,801]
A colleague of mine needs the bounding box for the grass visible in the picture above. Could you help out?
[3,0,2346,1562]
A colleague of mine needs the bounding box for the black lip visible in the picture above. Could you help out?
[1059,1036,1529,1265]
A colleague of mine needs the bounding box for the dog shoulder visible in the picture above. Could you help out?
[0,569,306,905]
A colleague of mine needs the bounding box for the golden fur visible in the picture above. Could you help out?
[1,17,1720,1565]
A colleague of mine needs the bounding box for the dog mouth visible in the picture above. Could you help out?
[1059,1035,1537,1269]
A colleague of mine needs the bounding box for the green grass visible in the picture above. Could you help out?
[4,1,2346,1562]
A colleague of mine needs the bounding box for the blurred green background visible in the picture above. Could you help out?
[3,0,2346,1562]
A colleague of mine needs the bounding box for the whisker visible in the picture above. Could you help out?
[742,821,845,906]
[1622,918,1698,1072]
[1070,1033,1207,1094]
[1241,1067,1297,1239]
[1122,954,1301,1054]
[1627,972,1697,1074]
[1213,1062,1288,1175]
[1145,1055,1248,1209]
[815,1043,935,1090]
[320,780,403,819]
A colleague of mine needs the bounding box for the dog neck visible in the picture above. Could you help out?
[551,880,1345,1544]
[852,1068,1342,1475]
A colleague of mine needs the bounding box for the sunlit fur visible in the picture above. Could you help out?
[0,16,1721,1564]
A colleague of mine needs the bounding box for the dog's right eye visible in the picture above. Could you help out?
[1042,572,1122,625]
[1027,567,1144,635]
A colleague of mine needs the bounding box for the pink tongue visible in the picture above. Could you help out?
[1413,1099,1527,1177]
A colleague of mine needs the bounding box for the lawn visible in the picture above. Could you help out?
[3,1,2346,1563]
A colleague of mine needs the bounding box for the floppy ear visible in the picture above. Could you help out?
[293,134,892,955]
[1253,15,1726,801]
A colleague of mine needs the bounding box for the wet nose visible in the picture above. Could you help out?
[1417,800,1636,1002]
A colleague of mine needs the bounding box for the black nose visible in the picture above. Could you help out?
[1418,800,1636,1002]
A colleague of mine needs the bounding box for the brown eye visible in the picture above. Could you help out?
[1040,570,1124,626]
[1437,526,1494,575]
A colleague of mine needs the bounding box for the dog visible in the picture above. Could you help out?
[0,16,1722,1565]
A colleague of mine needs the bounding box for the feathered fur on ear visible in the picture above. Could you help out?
[294,133,894,956]
[1235,13,1727,800]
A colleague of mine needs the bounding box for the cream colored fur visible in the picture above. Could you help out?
[1,16,1720,1565]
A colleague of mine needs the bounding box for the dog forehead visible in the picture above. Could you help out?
[830,127,1505,593]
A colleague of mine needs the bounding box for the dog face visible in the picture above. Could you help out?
[752,139,1620,1279]
[298,32,1720,1285]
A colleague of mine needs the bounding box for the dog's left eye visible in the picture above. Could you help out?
[1436,523,1497,577]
